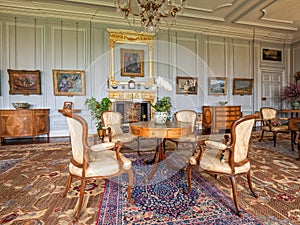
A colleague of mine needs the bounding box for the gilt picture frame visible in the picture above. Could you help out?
[121,48,144,77]
[233,78,253,95]
[53,69,86,96]
[208,77,227,95]
[7,69,41,95]
[262,48,282,62]
[176,76,198,95]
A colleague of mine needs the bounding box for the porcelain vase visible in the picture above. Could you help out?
[154,111,168,124]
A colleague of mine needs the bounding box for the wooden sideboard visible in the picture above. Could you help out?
[202,106,241,134]
[0,109,50,143]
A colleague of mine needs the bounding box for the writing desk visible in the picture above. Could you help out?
[281,109,300,118]
[130,121,192,181]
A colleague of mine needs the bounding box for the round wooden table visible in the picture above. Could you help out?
[130,121,192,181]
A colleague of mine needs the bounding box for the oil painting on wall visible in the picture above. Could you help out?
[7,69,41,95]
[53,70,86,96]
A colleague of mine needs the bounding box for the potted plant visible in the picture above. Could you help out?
[281,83,300,109]
[85,97,112,135]
[150,96,172,124]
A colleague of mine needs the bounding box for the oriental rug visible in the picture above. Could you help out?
[97,151,263,224]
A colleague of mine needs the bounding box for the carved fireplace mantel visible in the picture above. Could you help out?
[108,89,155,103]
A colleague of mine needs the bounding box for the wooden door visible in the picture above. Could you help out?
[261,71,283,109]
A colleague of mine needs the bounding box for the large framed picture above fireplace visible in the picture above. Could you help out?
[108,29,154,89]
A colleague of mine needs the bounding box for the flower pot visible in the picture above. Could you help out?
[292,102,300,109]
[97,129,104,139]
[154,111,168,124]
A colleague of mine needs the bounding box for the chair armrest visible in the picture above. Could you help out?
[204,140,227,150]
[279,117,288,121]
[102,126,112,142]
[91,142,115,152]
[114,142,124,163]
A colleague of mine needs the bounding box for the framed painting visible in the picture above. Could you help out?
[53,69,86,96]
[63,101,73,110]
[262,48,282,62]
[208,77,227,95]
[108,29,154,88]
[121,48,144,77]
[7,69,41,95]
[233,78,254,95]
[176,76,198,95]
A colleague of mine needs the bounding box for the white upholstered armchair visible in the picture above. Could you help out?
[186,114,258,216]
[164,110,198,153]
[101,111,140,155]
[259,107,289,147]
[60,110,134,220]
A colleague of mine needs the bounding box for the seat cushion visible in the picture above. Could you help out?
[104,133,136,143]
[70,150,132,177]
[262,124,288,132]
[194,148,250,174]
[169,133,197,142]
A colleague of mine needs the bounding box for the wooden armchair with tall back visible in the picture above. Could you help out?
[164,110,198,153]
[186,114,258,216]
[101,111,140,155]
[60,110,134,220]
[259,107,289,147]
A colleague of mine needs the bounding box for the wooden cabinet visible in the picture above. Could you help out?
[0,109,50,143]
[202,106,241,134]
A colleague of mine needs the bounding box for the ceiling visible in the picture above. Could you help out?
[1,0,300,42]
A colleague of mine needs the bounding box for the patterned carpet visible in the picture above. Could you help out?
[0,132,299,224]
[98,151,263,224]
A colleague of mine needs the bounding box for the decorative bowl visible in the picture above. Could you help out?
[12,102,30,109]
[218,101,228,106]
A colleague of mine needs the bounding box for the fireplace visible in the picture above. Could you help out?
[114,101,151,123]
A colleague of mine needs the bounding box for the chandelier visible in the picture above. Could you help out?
[115,0,186,33]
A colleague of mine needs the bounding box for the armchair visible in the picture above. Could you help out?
[60,110,134,220]
[101,111,140,155]
[259,107,289,147]
[186,114,258,216]
[164,110,198,153]
[288,117,300,160]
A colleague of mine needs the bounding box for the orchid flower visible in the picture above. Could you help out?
[152,76,173,91]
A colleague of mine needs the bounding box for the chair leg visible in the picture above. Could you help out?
[297,132,300,161]
[163,139,167,153]
[273,132,277,147]
[137,137,140,156]
[258,130,265,142]
[74,178,86,220]
[127,169,134,204]
[185,165,192,194]
[62,175,72,197]
[247,171,258,198]
[291,131,295,151]
[229,176,242,217]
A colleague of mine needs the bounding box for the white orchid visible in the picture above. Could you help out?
[152,76,173,91]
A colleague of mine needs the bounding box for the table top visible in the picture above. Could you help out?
[281,109,300,113]
[130,121,192,139]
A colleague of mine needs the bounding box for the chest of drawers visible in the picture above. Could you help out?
[0,109,50,143]
[202,106,241,134]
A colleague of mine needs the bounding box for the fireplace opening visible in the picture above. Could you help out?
[114,101,151,124]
